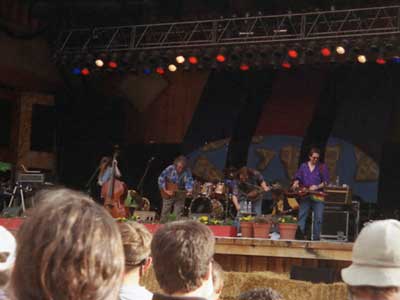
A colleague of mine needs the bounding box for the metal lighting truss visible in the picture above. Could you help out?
[56,5,400,54]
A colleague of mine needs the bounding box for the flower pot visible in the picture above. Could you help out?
[144,223,163,234]
[278,223,298,240]
[240,222,253,238]
[209,225,237,237]
[0,217,24,232]
[253,223,271,239]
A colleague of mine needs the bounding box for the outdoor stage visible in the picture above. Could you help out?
[214,237,353,281]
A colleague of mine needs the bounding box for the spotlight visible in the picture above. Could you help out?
[321,47,331,57]
[176,55,185,64]
[357,55,367,64]
[188,56,198,64]
[239,63,249,71]
[393,56,400,63]
[156,67,165,75]
[216,54,226,63]
[288,49,298,59]
[108,61,118,69]
[81,68,90,76]
[143,67,151,75]
[95,59,104,67]
[281,61,291,69]
[376,58,386,65]
[168,64,177,72]
[72,67,81,75]
[336,46,346,55]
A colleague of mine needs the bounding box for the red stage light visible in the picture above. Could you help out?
[321,47,331,57]
[376,58,386,65]
[156,67,165,75]
[288,49,298,59]
[239,64,249,71]
[188,56,198,64]
[281,61,291,69]
[108,61,118,68]
[81,68,90,76]
[216,54,226,63]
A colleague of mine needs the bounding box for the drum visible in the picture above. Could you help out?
[189,197,224,219]
[199,182,214,197]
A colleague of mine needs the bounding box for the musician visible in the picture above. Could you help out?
[292,147,329,240]
[237,167,270,216]
[223,167,240,212]
[97,156,122,187]
[158,156,193,223]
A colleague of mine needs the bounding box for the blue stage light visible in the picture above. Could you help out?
[72,67,81,75]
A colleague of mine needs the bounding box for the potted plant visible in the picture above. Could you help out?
[253,215,272,239]
[239,215,254,238]
[278,215,298,240]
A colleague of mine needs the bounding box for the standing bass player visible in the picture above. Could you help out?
[158,156,193,223]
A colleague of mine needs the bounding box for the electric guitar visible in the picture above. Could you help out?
[286,186,327,202]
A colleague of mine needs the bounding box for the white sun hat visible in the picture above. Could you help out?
[342,219,400,287]
[0,226,16,271]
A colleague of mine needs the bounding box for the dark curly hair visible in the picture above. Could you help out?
[238,288,283,300]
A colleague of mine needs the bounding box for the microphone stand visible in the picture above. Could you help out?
[85,165,101,194]
[136,158,154,196]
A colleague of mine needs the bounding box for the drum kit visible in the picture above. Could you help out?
[188,180,234,219]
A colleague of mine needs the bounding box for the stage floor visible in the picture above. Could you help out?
[214,237,353,280]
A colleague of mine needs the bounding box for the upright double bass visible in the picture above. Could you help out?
[101,149,129,218]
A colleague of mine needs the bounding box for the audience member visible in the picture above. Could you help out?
[11,188,125,300]
[151,220,215,300]
[0,226,16,299]
[118,221,153,300]
[238,288,283,300]
[211,261,224,300]
[342,219,400,300]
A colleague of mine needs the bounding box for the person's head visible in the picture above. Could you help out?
[238,288,283,300]
[11,188,124,300]
[212,261,224,300]
[118,221,152,279]
[174,155,187,174]
[0,226,16,288]
[224,167,237,180]
[238,167,250,182]
[342,219,400,300]
[308,147,320,165]
[151,220,215,297]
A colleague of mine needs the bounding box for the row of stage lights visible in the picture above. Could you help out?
[67,42,400,76]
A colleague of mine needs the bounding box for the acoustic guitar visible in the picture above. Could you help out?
[160,181,179,199]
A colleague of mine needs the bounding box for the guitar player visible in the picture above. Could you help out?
[237,167,270,216]
[158,156,193,223]
[292,147,329,241]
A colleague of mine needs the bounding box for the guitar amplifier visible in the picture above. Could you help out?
[16,173,45,184]
[323,186,352,205]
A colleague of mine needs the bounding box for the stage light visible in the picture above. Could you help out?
[168,64,177,72]
[216,54,226,63]
[81,68,90,76]
[336,46,346,55]
[321,47,331,57]
[239,63,249,71]
[108,61,118,69]
[95,59,104,67]
[282,61,291,69]
[143,67,151,75]
[72,67,81,75]
[176,55,185,64]
[156,67,165,75]
[188,56,198,64]
[393,56,400,63]
[288,49,298,59]
[376,58,386,65]
[357,55,367,64]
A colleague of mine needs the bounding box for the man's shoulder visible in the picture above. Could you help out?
[152,293,207,300]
